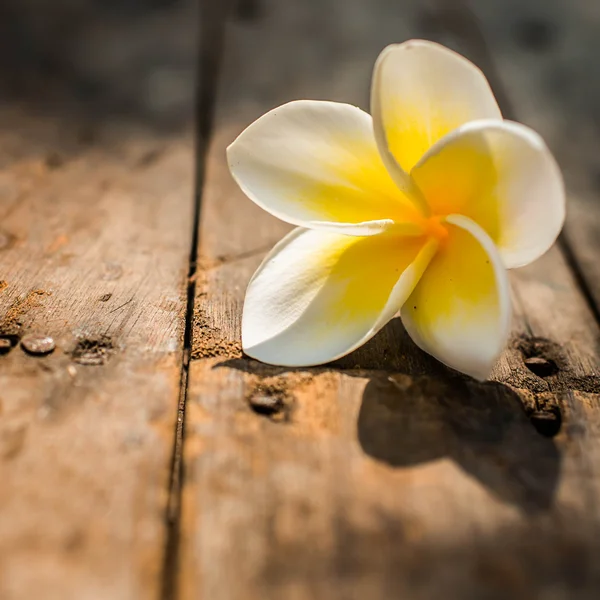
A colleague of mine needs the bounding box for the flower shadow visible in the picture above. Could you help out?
[358,372,561,513]
[216,315,561,514]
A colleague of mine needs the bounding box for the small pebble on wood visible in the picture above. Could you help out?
[21,334,56,356]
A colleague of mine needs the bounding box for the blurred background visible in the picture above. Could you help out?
[0,0,198,127]
[0,0,200,173]
[0,0,597,183]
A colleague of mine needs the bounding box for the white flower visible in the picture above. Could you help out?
[227,40,565,380]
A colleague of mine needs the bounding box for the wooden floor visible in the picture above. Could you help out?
[1,0,600,598]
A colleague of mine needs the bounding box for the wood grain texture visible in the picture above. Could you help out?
[181,0,600,598]
[0,2,198,598]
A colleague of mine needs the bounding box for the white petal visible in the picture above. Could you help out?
[402,215,511,380]
[243,228,438,366]
[412,119,565,268]
[228,100,421,236]
[371,40,502,180]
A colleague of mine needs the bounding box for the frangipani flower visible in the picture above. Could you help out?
[227,40,565,380]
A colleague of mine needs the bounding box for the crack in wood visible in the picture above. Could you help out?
[160,1,234,598]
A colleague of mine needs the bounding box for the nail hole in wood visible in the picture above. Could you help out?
[530,408,562,437]
[524,356,559,378]
[245,377,293,421]
[248,393,284,416]
[516,336,562,378]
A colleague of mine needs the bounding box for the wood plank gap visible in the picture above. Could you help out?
[160,3,234,598]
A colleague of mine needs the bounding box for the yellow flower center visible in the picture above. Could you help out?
[421,214,449,243]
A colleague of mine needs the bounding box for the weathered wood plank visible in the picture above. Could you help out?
[0,2,199,598]
[181,1,600,598]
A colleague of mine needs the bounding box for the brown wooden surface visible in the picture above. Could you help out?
[2,0,600,598]
[0,2,198,599]
[180,1,600,599]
